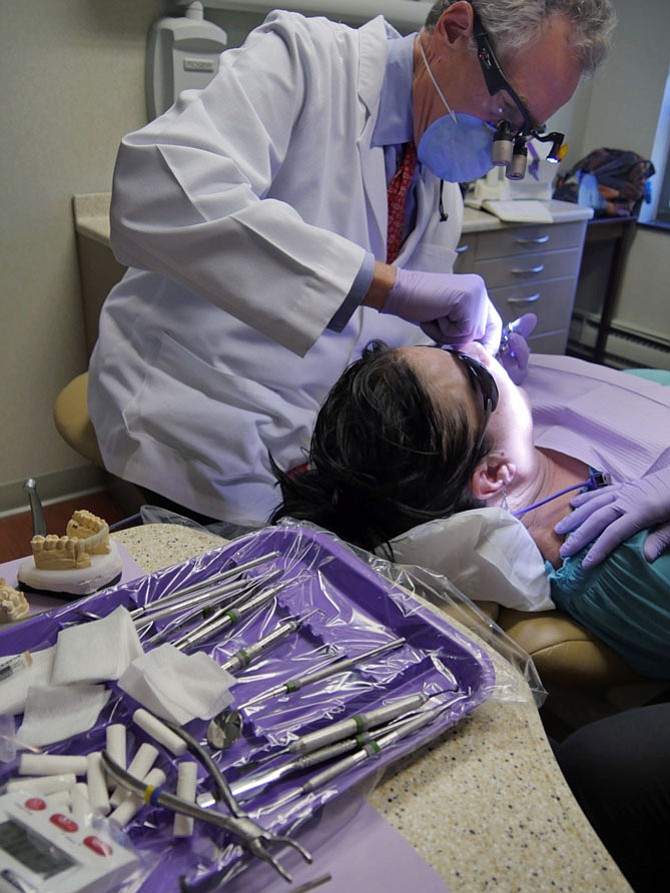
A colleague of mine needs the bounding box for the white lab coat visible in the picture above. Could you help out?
[89,11,463,524]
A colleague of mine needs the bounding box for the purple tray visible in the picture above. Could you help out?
[0,525,494,891]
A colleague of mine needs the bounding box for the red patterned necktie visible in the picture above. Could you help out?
[386,142,417,264]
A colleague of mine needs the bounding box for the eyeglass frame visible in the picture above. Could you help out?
[471,10,539,136]
[444,349,500,456]
[470,9,566,165]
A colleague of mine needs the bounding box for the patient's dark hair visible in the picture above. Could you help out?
[271,341,487,555]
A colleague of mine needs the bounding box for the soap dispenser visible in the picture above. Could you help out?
[146,0,228,120]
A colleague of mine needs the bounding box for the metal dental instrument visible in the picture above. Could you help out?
[216,689,459,801]
[286,690,440,755]
[219,610,319,675]
[265,697,464,813]
[129,554,280,619]
[137,571,284,645]
[225,705,447,802]
[241,637,407,708]
[100,750,311,883]
[206,636,406,751]
[23,478,47,537]
[172,578,293,652]
[158,718,312,868]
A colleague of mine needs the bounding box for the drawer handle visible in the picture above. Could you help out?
[511,264,545,275]
[456,244,470,254]
[514,235,550,245]
[507,293,541,305]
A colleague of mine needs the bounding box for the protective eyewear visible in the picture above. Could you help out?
[472,10,565,179]
[446,349,499,455]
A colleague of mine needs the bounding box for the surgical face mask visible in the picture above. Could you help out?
[416,40,495,183]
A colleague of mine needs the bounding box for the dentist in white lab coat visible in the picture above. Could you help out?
[88,1,593,526]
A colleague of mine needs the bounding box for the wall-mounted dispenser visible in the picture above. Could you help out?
[146,1,228,120]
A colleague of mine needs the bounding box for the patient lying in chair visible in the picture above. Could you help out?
[271,342,670,679]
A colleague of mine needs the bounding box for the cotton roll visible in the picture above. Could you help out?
[110,742,158,806]
[173,761,198,837]
[19,753,88,777]
[133,709,187,756]
[105,723,127,768]
[7,773,77,795]
[86,751,110,815]
[109,767,166,828]
[69,781,92,822]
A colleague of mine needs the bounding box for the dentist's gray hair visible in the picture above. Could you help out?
[424,0,617,75]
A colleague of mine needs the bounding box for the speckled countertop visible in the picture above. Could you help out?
[73,193,592,243]
[113,524,632,893]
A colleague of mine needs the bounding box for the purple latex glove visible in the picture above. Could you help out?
[383,268,502,353]
[556,465,670,568]
[496,313,537,385]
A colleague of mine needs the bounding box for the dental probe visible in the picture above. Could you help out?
[172,579,294,651]
[129,570,282,626]
[224,693,462,801]
[267,698,461,812]
[219,610,319,674]
[286,690,440,755]
[240,636,407,708]
[133,571,281,628]
[129,552,279,618]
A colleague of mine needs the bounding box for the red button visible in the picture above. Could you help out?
[50,813,78,833]
[84,836,113,857]
[24,797,47,811]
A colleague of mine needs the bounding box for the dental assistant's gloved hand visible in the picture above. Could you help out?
[496,313,537,385]
[383,269,502,352]
[555,465,670,568]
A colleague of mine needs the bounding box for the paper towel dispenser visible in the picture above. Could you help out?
[146,1,228,120]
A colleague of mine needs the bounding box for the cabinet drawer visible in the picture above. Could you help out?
[474,246,582,289]
[527,329,569,355]
[453,237,477,273]
[475,220,587,260]
[489,276,577,331]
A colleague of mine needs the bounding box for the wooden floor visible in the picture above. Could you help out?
[0,491,131,564]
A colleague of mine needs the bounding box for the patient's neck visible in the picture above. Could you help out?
[499,447,591,567]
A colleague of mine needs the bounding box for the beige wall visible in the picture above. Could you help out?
[1,0,668,515]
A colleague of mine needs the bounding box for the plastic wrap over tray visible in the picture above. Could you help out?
[0,524,495,891]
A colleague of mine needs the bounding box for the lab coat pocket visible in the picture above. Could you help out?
[404,243,458,274]
[123,333,278,470]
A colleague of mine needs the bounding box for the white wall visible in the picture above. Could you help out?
[1,0,668,515]
[578,0,670,342]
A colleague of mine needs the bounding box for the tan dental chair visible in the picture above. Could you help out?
[54,372,103,467]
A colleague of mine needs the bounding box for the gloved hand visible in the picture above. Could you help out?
[496,313,537,385]
[555,465,670,568]
[383,268,502,353]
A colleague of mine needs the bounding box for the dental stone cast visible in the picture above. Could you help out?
[0,578,29,621]
[30,510,111,571]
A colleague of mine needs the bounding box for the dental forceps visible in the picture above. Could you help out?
[102,720,312,883]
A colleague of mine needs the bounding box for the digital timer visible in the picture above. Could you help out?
[0,791,138,893]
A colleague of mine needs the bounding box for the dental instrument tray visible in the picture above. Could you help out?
[0,524,495,891]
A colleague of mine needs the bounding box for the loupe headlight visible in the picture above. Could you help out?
[534,130,566,164]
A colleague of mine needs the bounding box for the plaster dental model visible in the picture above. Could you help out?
[0,578,30,622]
[16,510,122,598]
